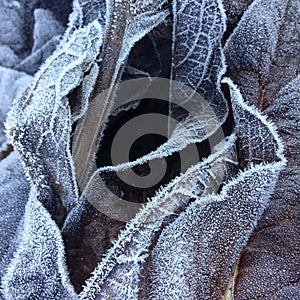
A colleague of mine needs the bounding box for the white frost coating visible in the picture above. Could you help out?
[32,9,65,53]
[79,135,236,299]
[6,20,103,210]
[0,152,30,280]
[223,0,290,107]
[1,187,78,300]
[224,0,288,73]
[170,0,228,126]
[82,0,228,200]
[222,77,286,164]
[0,67,32,151]
[145,79,286,299]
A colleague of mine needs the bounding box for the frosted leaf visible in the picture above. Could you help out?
[1,187,78,300]
[234,75,300,299]
[146,166,282,299]
[145,78,286,299]
[14,8,65,75]
[0,0,27,56]
[16,35,62,75]
[0,45,21,68]
[224,0,299,109]
[222,0,254,30]
[0,0,71,64]
[61,0,106,123]
[0,1,70,72]
[222,78,285,171]
[0,67,32,152]
[0,152,29,280]
[229,87,283,166]
[78,0,106,25]
[6,21,103,214]
[32,9,65,52]
[225,0,288,77]
[170,0,228,129]
[79,135,236,299]
[73,2,169,191]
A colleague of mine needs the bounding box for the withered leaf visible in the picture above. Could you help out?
[6,20,103,219]
[145,78,285,299]
[224,0,300,109]
[79,136,236,299]
[234,75,300,299]
[2,187,78,300]
[0,152,30,282]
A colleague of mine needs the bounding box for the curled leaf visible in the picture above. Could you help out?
[2,187,78,300]
[145,78,286,299]
[0,152,30,280]
[224,0,299,109]
[79,135,236,299]
[234,75,300,299]
[6,20,103,217]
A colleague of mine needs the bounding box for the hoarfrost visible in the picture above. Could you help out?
[79,135,236,299]
[145,78,286,299]
[6,21,103,213]
[224,0,299,109]
[0,152,29,280]
[2,187,78,300]
[0,67,32,151]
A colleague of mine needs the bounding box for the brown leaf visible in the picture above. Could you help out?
[224,0,300,110]
[233,75,300,299]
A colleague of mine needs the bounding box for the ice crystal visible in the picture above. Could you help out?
[0,152,29,281]
[145,78,286,299]
[6,21,103,213]
[2,187,78,300]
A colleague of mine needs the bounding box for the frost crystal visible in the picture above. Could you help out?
[79,136,236,299]
[0,152,30,280]
[224,0,299,108]
[2,187,78,300]
[145,78,286,299]
[0,67,32,151]
[6,21,103,212]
